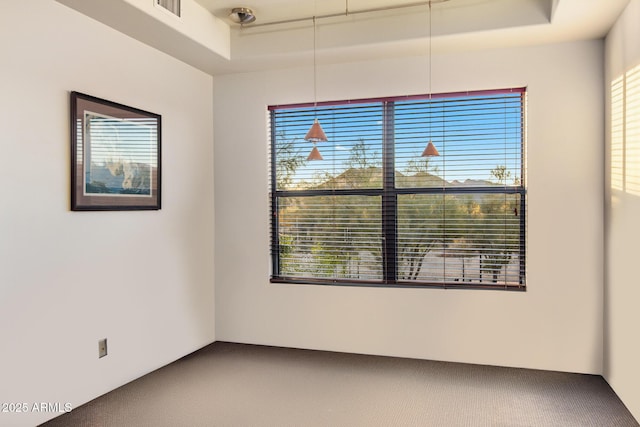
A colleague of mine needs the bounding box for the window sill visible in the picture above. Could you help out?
[270,277,526,291]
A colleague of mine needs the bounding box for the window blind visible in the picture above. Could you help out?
[156,0,180,16]
[270,88,526,289]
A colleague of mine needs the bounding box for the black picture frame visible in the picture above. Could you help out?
[70,92,161,211]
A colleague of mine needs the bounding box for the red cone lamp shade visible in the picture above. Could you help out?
[307,145,323,161]
[305,118,328,142]
[421,140,439,157]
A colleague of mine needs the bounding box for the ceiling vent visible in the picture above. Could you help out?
[155,0,181,17]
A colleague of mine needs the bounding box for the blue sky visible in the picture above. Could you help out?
[273,93,523,189]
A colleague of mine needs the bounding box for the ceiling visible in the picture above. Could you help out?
[197,0,630,74]
[56,0,631,75]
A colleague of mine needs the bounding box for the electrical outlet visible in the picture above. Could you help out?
[98,338,108,358]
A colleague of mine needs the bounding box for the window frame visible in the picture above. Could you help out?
[269,88,526,291]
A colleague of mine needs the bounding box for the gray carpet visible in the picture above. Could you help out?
[42,342,639,427]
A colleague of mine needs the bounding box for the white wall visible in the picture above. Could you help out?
[0,1,215,425]
[214,40,604,374]
[604,0,640,421]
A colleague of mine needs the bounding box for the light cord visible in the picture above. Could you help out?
[313,15,317,109]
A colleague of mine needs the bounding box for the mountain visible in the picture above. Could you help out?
[310,167,499,190]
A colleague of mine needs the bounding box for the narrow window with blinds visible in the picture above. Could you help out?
[156,0,181,17]
[269,88,526,290]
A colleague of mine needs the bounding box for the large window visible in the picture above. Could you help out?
[269,88,526,290]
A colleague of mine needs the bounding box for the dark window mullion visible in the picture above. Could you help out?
[274,188,383,198]
[382,101,397,283]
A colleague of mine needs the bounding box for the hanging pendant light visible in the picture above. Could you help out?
[305,15,327,160]
[307,145,324,161]
[305,118,327,142]
[422,1,440,158]
[422,140,439,157]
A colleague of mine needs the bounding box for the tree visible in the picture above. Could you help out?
[278,141,383,280]
[491,165,512,185]
[395,156,448,280]
[344,139,382,189]
[397,194,461,280]
[301,194,382,280]
[405,156,432,174]
[471,194,519,283]
[275,132,306,189]
[278,233,299,275]
[348,139,380,169]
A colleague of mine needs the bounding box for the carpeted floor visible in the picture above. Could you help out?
[41,342,639,427]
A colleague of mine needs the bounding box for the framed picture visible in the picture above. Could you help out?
[70,92,161,210]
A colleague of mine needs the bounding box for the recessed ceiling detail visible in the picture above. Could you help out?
[229,0,451,28]
[56,0,631,76]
